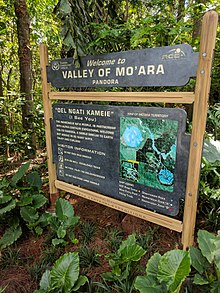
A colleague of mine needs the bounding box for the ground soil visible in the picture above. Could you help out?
[0,157,185,293]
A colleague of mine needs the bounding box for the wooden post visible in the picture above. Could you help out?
[182,11,218,249]
[39,44,59,207]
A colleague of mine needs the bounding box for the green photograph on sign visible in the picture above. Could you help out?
[120,117,178,192]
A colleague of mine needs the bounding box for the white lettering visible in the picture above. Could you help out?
[138,65,146,76]
[156,64,165,74]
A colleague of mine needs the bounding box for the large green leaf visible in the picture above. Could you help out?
[72,275,88,291]
[134,275,164,293]
[26,172,42,190]
[50,252,80,292]
[20,206,39,223]
[39,270,51,291]
[11,161,31,187]
[0,194,12,204]
[0,225,22,249]
[52,238,68,246]
[57,226,66,238]
[0,198,16,215]
[32,194,48,209]
[189,246,209,274]
[117,234,146,262]
[38,212,53,227]
[193,273,209,285]
[55,198,74,221]
[146,252,161,276]
[49,215,60,231]
[18,194,33,207]
[198,230,216,264]
[213,234,220,271]
[158,250,191,293]
[64,215,80,228]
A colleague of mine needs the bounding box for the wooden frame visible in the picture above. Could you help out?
[40,11,218,249]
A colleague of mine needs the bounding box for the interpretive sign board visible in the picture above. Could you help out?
[51,104,189,216]
[47,44,198,88]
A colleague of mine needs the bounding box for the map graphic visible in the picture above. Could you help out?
[120,117,178,192]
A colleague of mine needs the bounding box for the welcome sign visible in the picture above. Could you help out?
[47,44,198,88]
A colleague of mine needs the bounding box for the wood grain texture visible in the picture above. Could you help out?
[49,91,195,104]
[182,11,218,249]
[55,180,183,232]
[39,44,58,195]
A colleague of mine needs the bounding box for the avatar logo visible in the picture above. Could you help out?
[161,48,186,60]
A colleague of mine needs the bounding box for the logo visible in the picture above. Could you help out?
[52,61,60,71]
[162,48,185,60]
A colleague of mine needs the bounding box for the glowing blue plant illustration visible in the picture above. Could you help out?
[123,126,143,148]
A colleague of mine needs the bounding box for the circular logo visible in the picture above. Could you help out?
[52,61,60,71]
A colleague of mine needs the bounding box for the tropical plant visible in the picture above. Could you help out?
[48,197,80,246]
[207,103,220,140]
[0,161,49,249]
[34,252,88,293]
[198,157,220,232]
[136,227,159,260]
[134,249,191,293]
[104,227,124,252]
[78,245,101,270]
[96,234,146,293]
[0,247,23,269]
[189,229,220,292]
[79,221,97,244]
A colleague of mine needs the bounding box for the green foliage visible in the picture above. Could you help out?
[199,157,220,232]
[0,287,6,293]
[105,227,124,252]
[135,250,191,293]
[98,234,146,292]
[136,227,159,260]
[48,198,80,246]
[189,230,220,292]
[0,247,23,269]
[35,252,88,293]
[207,103,220,140]
[78,245,101,269]
[79,221,97,244]
[0,161,48,249]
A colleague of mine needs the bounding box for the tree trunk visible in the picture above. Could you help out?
[14,0,36,155]
[0,66,7,156]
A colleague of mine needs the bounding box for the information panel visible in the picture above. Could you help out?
[51,104,190,216]
[47,44,198,88]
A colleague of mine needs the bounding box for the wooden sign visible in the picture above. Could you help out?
[47,44,198,88]
[40,11,218,249]
[51,104,190,216]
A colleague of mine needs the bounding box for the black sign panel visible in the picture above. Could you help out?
[51,104,190,216]
[47,44,198,88]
